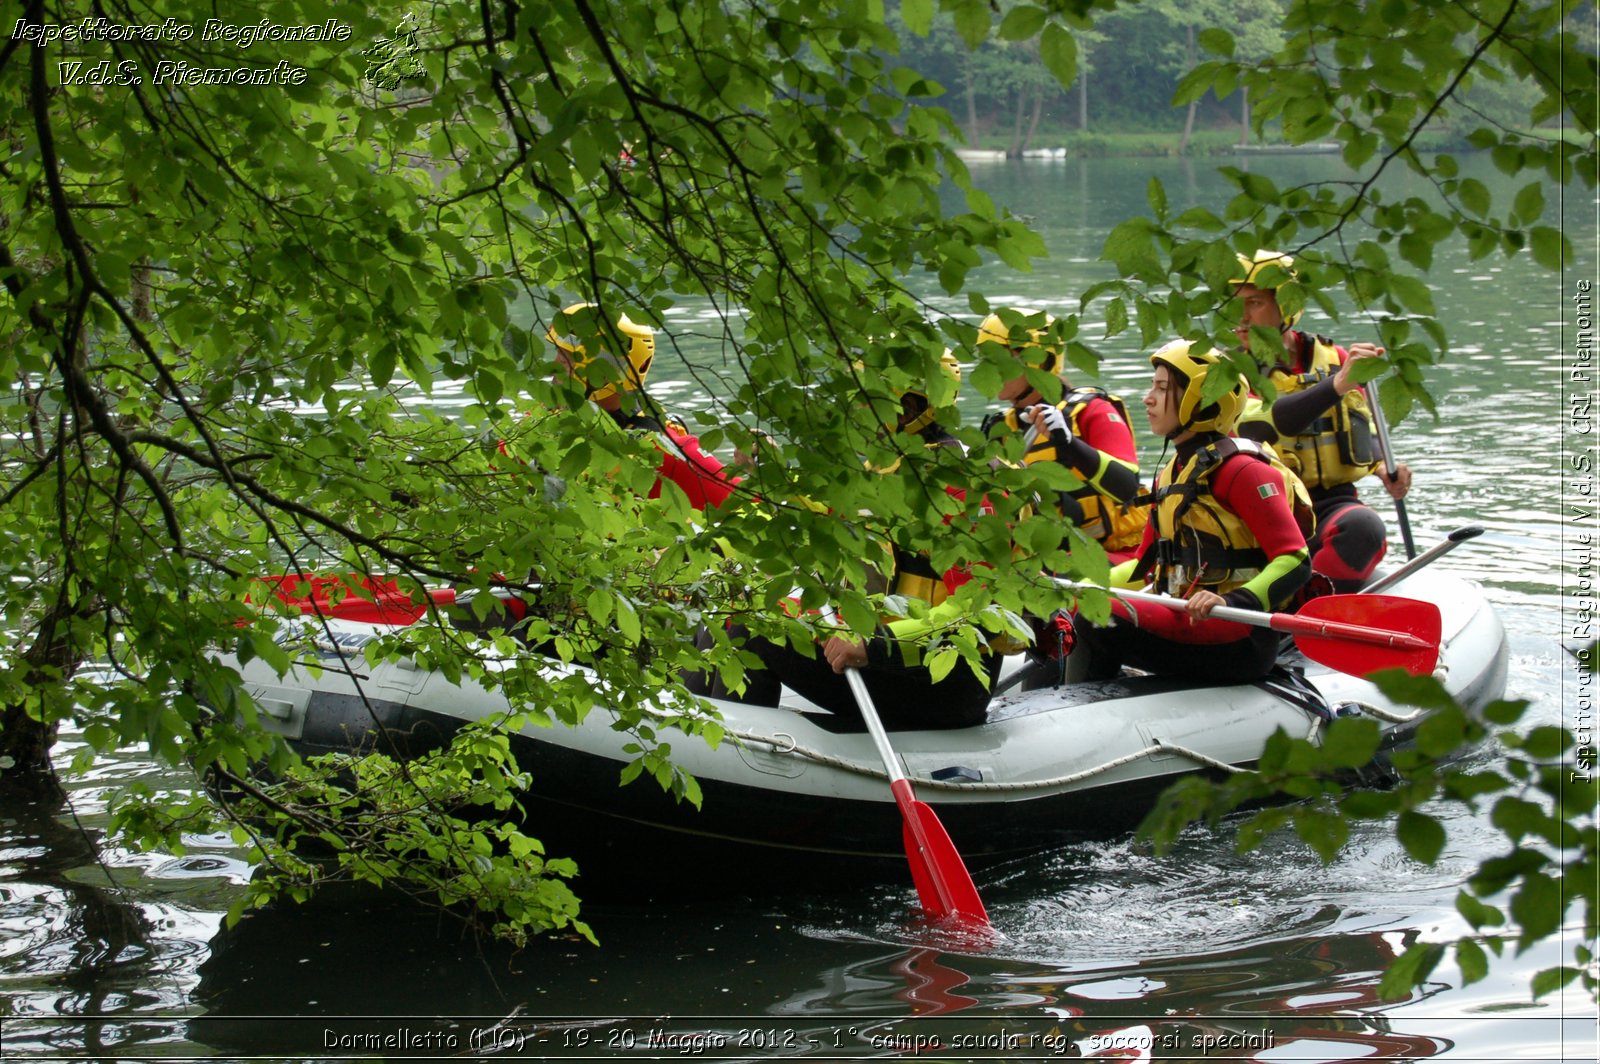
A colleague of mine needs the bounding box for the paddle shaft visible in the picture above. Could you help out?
[821,608,988,929]
[1059,581,1435,652]
[1364,384,1417,559]
[1365,525,1484,595]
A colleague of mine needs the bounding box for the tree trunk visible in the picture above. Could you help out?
[1180,27,1198,154]
[1007,88,1026,156]
[0,590,93,805]
[963,61,980,145]
[1021,90,1045,154]
[1078,69,1089,131]
[1240,85,1251,146]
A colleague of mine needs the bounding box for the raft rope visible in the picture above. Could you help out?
[1334,699,1424,725]
[715,725,1246,792]
[696,699,1417,793]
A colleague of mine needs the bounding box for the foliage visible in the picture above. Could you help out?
[1140,672,1598,1002]
[0,0,1063,940]
[1099,0,1596,416]
[0,0,1594,981]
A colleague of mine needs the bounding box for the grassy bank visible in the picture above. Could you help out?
[965,127,1575,158]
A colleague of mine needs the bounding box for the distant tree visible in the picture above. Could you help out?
[1146,0,1231,150]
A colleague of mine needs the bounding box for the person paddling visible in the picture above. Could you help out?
[1073,341,1314,684]
[976,310,1147,565]
[1230,251,1411,593]
[687,353,1011,731]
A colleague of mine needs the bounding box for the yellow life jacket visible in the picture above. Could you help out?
[865,433,967,609]
[1142,437,1315,597]
[1259,335,1381,490]
[993,388,1149,551]
[867,433,1030,655]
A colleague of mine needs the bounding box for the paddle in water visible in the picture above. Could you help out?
[820,607,990,931]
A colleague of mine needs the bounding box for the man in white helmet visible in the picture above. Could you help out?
[1230,252,1411,594]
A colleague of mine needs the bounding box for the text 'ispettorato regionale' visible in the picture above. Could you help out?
[12,17,354,87]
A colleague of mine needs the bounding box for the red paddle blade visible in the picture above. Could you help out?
[253,575,454,625]
[1288,594,1442,677]
[892,781,988,929]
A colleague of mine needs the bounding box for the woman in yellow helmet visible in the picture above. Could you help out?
[1073,341,1314,684]
[975,310,1147,563]
[546,303,740,511]
[1231,251,1412,592]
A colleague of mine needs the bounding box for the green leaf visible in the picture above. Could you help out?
[1458,179,1491,218]
[1514,725,1572,760]
[1319,718,1381,769]
[900,0,934,36]
[1103,298,1128,339]
[1388,273,1436,316]
[1397,810,1446,864]
[1510,873,1563,949]
[1456,890,1505,930]
[1379,942,1443,1001]
[997,6,1047,41]
[1293,807,1349,864]
[1531,966,1582,998]
[1530,227,1571,271]
[952,0,990,48]
[1147,178,1168,222]
[1512,182,1546,225]
[1039,24,1078,91]
[1173,63,1219,107]
[1456,937,1489,985]
[1198,29,1235,57]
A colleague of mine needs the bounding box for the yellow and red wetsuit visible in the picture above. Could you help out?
[984,387,1146,563]
[1078,434,1312,684]
[1237,331,1386,593]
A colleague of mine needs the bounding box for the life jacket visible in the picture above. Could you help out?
[1263,334,1381,490]
[873,431,975,608]
[988,388,1149,551]
[869,432,1026,655]
[1136,437,1314,597]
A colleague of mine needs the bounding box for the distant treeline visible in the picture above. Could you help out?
[885,0,1589,155]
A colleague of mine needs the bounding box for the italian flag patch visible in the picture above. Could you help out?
[1258,483,1280,499]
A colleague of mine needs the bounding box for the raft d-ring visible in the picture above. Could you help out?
[769,732,796,755]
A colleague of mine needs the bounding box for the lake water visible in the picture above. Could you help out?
[1,155,1595,1061]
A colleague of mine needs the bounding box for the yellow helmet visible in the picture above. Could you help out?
[1230,250,1302,329]
[546,302,656,403]
[1149,339,1247,436]
[896,348,962,434]
[977,309,1060,374]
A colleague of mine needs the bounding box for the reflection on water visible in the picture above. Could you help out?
[1,156,1593,1061]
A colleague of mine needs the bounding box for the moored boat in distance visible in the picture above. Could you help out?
[223,564,1506,890]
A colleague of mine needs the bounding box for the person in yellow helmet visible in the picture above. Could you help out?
[1073,341,1314,684]
[976,310,1146,564]
[546,302,740,511]
[1230,251,1411,593]
[688,352,1010,731]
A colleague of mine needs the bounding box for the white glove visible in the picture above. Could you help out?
[1027,403,1072,444]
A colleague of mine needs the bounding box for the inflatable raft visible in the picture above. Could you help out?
[226,559,1506,887]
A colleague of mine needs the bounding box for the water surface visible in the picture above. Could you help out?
[1,154,1594,1062]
